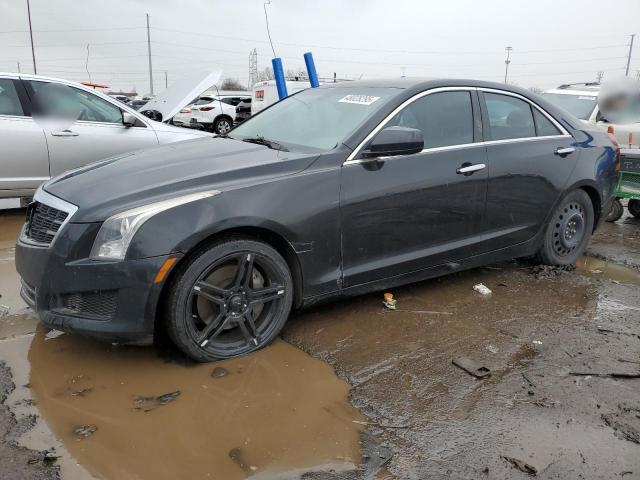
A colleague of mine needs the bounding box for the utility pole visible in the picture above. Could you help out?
[26,0,37,74]
[146,13,154,95]
[625,34,635,77]
[164,71,168,89]
[504,46,512,83]
[596,70,604,83]
[248,48,258,90]
[16,61,21,73]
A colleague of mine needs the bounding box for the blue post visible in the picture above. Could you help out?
[304,52,320,88]
[271,57,288,100]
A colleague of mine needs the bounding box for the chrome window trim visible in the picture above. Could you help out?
[19,187,79,248]
[344,85,572,165]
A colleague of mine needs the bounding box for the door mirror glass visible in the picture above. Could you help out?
[122,111,136,127]
[362,126,424,158]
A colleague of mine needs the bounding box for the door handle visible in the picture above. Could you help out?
[456,163,486,175]
[554,147,575,156]
[51,130,79,137]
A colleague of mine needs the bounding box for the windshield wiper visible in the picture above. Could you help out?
[241,136,289,152]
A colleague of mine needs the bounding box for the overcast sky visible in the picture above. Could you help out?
[1,0,639,95]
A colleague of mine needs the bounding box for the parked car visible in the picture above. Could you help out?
[0,72,211,199]
[110,94,132,105]
[129,99,148,110]
[251,80,310,115]
[16,79,618,362]
[235,98,252,123]
[542,82,640,149]
[172,94,251,134]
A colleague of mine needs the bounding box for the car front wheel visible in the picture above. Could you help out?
[537,189,594,266]
[165,238,293,362]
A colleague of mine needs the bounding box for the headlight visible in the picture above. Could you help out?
[90,190,220,261]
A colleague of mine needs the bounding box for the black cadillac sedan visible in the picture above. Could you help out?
[15,79,619,362]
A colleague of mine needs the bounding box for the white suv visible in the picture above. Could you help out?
[173,94,251,134]
[542,82,640,149]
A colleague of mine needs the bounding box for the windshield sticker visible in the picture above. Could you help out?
[578,96,596,100]
[338,95,380,105]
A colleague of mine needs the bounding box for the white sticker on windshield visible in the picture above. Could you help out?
[578,96,596,100]
[339,95,380,105]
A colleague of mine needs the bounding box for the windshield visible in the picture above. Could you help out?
[229,87,398,151]
[541,92,597,120]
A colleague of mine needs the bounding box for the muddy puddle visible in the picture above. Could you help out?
[28,328,365,480]
[576,256,640,285]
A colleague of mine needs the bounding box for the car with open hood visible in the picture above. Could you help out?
[15,78,619,362]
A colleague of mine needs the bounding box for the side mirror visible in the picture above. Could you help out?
[361,126,424,159]
[122,111,137,127]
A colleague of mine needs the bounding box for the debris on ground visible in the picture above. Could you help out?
[44,329,65,340]
[602,404,640,444]
[70,387,92,397]
[530,264,575,280]
[502,456,538,475]
[361,431,393,480]
[133,390,181,412]
[452,357,491,378]
[533,397,558,408]
[532,340,543,345]
[382,292,397,310]
[569,371,640,379]
[74,424,97,439]
[486,344,499,354]
[473,283,492,296]
[27,449,59,465]
[228,446,257,474]
[211,367,229,378]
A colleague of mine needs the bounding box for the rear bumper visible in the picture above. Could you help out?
[15,222,177,345]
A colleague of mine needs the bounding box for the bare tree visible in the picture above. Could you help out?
[256,66,274,82]
[219,78,247,91]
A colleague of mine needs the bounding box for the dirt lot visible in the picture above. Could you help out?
[1,208,639,480]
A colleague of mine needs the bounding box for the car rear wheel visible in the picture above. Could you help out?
[537,189,594,266]
[213,117,233,135]
[164,238,293,362]
[628,199,640,218]
[606,198,624,222]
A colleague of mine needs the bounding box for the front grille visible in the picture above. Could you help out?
[24,202,69,245]
[57,290,118,320]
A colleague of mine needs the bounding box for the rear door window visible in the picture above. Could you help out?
[387,91,474,149]
[0,79,25,116]
[533,108,561,136]
[484,93,535,141]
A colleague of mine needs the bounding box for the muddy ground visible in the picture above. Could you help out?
[1,208,639,480]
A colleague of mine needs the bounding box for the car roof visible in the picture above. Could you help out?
[544,88,598,97]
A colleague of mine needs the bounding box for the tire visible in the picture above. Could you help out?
[537,189,594,266]
[213,116,233,135]
[164,238,294,362]
[628,199,640,218]
[605,198,624,222]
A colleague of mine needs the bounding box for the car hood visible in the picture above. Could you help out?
[44,137,320,222]
[138,71,222,122]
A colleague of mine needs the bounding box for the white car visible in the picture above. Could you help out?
[172,94,251,134]
[0,71,218,201]
[542,82,640,149]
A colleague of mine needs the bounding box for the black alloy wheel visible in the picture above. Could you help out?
[165,239,293,362]
[537,189,594,266]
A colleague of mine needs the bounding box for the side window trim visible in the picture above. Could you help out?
[477,87,570,139]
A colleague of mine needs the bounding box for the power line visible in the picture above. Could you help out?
[626,34,636,76]
[263,0,276,57]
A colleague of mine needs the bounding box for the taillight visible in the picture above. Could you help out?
[199,106,215,111]
[607,126,621,172]
[179,108,190,114]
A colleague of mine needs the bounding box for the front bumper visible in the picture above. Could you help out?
[15,221,177,345]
